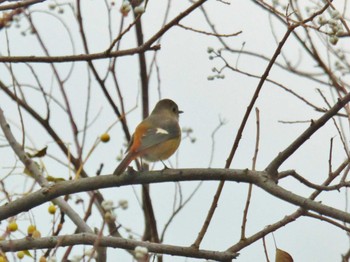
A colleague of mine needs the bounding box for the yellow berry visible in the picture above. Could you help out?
[7,221,18,232]
[32,230,41,239]
[27,225,36,235]
[17,251,24,259]
[100,133,110,143]
[39,256,47,262]
[48,204,57,215]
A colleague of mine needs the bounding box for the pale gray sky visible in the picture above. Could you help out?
[1,0,349,261]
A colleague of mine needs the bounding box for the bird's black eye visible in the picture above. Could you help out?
[172,107,177,113]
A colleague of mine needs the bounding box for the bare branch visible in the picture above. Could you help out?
[0,0,45,11]
[0,233,238,261]
[240,108,260,240]
[0,45,161,63]
[2,168,350,224]
[177,23,242,37]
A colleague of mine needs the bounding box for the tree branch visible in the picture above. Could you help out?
[1,168,350,224]
[0,0,45,11]
[0,44,160,63]
[0,233,238,261]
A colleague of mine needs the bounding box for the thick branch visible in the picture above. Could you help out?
[1,168,350,224]
[0,233,238,261]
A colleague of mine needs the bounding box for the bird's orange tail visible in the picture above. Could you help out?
[113,152,135,176]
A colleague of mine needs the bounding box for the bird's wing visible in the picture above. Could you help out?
[137,124,180,152]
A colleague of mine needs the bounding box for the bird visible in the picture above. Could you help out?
[113,99,182,176]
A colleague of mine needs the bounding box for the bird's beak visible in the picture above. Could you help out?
[179,110,184,114]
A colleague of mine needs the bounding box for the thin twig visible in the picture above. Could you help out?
[240,108,260,240]
[305,211,350,233]
[262,236,270,262]
[177,23,242,37]
[208,117,226,167]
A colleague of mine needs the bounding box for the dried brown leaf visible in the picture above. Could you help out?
[276,248,293,262]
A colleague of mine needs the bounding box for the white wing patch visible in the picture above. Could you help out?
[156,128,169,134]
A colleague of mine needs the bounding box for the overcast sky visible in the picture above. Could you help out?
[1,1,350,261]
